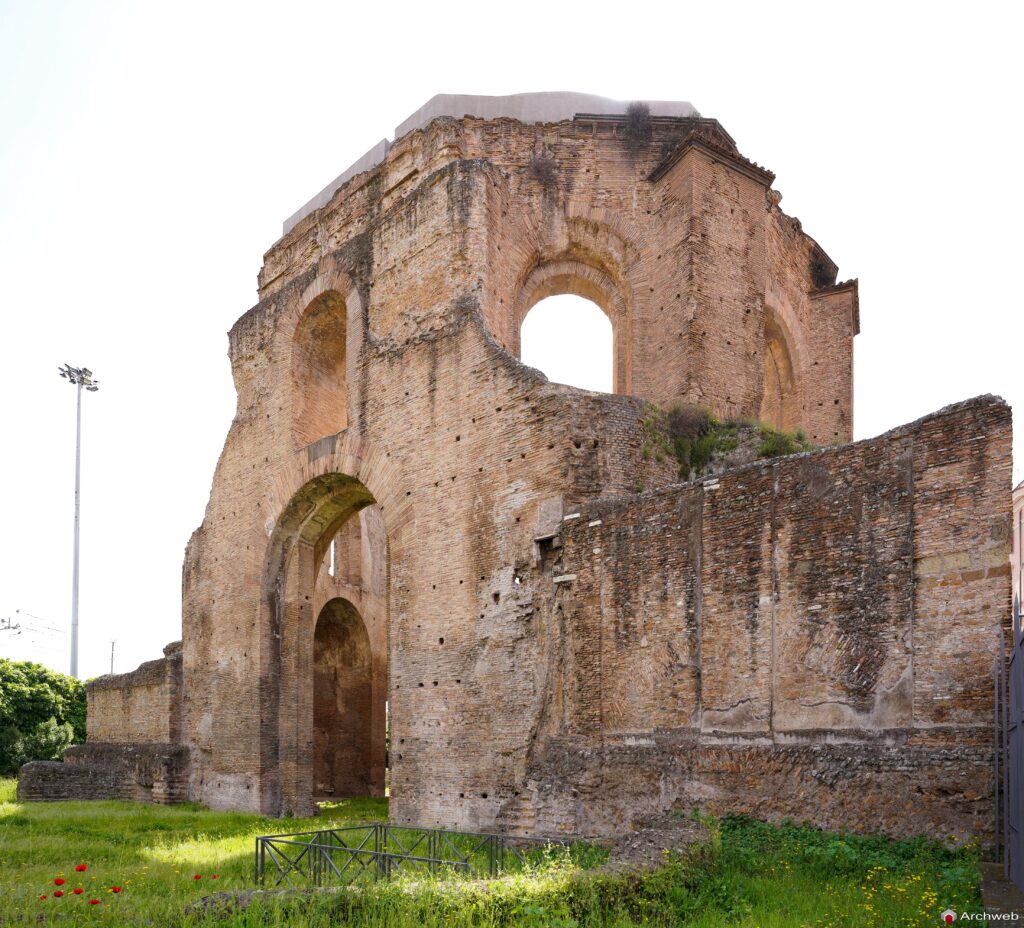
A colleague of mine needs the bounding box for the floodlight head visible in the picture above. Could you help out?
[58,364,99,389]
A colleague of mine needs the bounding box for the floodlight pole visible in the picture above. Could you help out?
[59,364,98,679]
[71,377,82,679]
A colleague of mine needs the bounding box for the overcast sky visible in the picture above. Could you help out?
[1,1,1021,679]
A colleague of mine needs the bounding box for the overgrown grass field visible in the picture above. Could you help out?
[0,777,985,926]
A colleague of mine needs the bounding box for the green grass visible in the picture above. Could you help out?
[0,777,985,926]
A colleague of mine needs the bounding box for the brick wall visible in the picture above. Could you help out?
[533,396,1010,839]
[87,641,182,744]
[1013,482,1023,610]
[18,743,189,804]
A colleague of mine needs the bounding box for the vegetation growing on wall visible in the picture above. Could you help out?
[642,403,814,481]
[0,660,86,774]
[624,101,652,149]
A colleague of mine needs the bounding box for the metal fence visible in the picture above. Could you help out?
[255,823,568,888]
[996,594,1024,890]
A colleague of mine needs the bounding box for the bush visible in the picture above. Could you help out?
[624,101,652,149]
[0,659,85,774]
[642,404,814,481]
[758,426,812,458]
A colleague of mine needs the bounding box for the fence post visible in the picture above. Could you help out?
[997,645,1003,865]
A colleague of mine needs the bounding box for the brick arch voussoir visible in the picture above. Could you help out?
[559,205,652,315]
[563,205,647,268]
[264,431,413,581]
[277,256,360,342]
[514,259,627,330]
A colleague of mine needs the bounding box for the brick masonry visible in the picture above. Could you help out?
[27,101,1012,843]
[1013,481,1023,611]
[536,397,1010,839]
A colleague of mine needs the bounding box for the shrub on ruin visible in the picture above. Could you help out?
[758,425,812,459]
[643,403,814,480]
[624,102,652,149]
[529,154,557,187]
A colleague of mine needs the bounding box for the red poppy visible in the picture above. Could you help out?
[193,874,201,880]
[54,878,66,886]
[54,891,64,898]
[74,864,87,872]
[212,875,219,879]
[88,899,100,905]
[73,888,83,895]
[39,895,47,901]
[111,886,122,893]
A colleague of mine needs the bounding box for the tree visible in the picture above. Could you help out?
[0,660,86,775]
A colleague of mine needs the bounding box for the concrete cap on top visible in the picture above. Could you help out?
[283,92,697,235]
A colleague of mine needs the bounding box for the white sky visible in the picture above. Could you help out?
[1,1,1021,679]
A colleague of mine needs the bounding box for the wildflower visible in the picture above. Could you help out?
[39,895,47,900]
[75,864,87,872]
[54,891,64,898]
[73,887,83,895]
[54,878,66,886]
[111,886,122,893]
[193,874,202,880]
[212,875,219,879]
[89,899,101,905]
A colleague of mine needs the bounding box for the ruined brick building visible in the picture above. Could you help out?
[21,93,1012,841]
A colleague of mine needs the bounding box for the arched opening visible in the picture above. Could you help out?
[513,257,631,393]
[760,310,798,432]
[260,468,390,816]
[292,290,348,447]
[313,505,388,799]
[520,294,613,393]
[313,597,375,797]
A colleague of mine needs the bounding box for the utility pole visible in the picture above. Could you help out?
[110,639,116,675]
[58,364,99,679]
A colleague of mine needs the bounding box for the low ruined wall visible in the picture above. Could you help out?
[527,396,1011,841]
[17,743,190,804]
[87,641,183,744]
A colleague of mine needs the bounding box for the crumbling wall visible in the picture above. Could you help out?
[527,396,1011,840]
[18,743,189,804]
[87,641,183,744]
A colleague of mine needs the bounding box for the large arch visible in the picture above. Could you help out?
[257,431,410,816]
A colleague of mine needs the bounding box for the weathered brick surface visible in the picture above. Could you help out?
[545,397,1010,840]
[1014,482,1024,610]
[87,641,183,743]
[40,104,1009,843]
[17,743,189,804]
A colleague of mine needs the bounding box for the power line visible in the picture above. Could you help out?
[13,609,66,636]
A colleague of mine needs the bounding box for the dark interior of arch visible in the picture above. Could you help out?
[313,597,374,798]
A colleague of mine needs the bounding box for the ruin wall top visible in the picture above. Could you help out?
[283,92,698,235]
